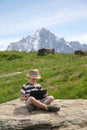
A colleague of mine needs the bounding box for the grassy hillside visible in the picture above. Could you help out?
[0,51,87,103]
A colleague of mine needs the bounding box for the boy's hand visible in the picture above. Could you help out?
[20,93,29,101]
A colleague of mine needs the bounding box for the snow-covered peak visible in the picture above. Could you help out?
[7,28,87,53]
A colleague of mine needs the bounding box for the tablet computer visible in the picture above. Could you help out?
[30,89,47,100]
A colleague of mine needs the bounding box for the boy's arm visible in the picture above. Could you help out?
[20,93,27,101]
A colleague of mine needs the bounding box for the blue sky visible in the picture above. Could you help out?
[0,0,87,50]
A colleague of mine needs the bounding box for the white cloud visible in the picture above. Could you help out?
[0,7,87,36]
[0,38,21,50]
[65,33,87,44]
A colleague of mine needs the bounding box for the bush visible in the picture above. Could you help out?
[7,54,22,60]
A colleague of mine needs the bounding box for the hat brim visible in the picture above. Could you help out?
[27,74,41,79]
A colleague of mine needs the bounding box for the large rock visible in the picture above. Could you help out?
[0,99,87,130]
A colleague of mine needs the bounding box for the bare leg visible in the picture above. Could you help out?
[41,96,54,105]
[26,96,60,112]
[28,96,47,110]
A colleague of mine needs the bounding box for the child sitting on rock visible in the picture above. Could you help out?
[20,69,60,112]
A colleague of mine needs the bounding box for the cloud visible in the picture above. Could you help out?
[0,6,87,36]
[65,33,87,44]
[0,38,21,50]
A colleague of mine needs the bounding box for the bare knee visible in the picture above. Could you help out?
[45,96,54,105]
[49,96,54,102]
[28,96,36,104]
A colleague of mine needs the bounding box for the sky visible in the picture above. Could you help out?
[0,0,87,50]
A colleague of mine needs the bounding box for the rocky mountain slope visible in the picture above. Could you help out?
[7,28,87,53]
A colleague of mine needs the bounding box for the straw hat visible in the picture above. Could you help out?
[27,69,41,79]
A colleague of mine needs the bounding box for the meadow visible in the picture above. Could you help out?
[0,51,87,103]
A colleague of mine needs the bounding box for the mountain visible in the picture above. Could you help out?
[7,28,87,53]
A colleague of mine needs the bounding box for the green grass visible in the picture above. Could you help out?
[0,50,87,103]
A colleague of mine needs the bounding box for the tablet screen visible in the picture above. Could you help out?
[30,89,47,99]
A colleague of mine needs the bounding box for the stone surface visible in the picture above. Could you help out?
[0,99,87,130]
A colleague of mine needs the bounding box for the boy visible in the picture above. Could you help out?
[20,69,60,112]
